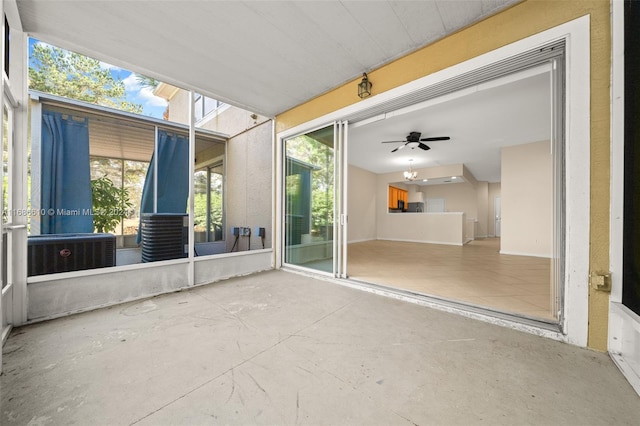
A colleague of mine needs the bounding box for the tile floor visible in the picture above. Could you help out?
[347,238,554,320]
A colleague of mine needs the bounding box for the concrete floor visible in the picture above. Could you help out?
[2,270,639,425]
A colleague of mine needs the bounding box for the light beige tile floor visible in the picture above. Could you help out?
[348,238,554,320]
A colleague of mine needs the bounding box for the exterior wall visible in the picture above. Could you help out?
[276,0,610,350]
[165,88,270,138]
[225,120,273,252]
[501,140,552,257]
[347,165,377,243]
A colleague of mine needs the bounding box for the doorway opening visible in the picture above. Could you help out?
[344,43,565,325]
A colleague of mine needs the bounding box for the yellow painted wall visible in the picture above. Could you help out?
[276,0,611,350]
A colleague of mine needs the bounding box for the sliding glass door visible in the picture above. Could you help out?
[283,122,347,275]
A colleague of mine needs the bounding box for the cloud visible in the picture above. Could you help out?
[138,86,168,107]
[123,73,167,107]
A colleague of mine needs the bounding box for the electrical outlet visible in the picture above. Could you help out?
[231,227,240,236]
[256,227,266,237]
[240,227,251,236]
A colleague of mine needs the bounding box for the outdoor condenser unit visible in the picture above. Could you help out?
[27,233,116,276]
[140,213,188,263]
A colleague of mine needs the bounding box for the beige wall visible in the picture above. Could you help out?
[501,140,552,257]
[476,182,489,238]
[277,0,612,350]
[488,183,502,237]
[423,182,478,219]
[347,165,377,242]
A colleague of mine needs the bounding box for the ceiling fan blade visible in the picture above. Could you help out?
[418,143,431,151]
[381,140,406,144]
[420,136,450,142]
[391,143,407,153]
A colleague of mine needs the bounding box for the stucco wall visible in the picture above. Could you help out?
[225,120,273,252]
[276,0,611,350]
[166,89,270,138]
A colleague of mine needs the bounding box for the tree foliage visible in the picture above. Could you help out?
[29,43,143,114]
[91,177,134,233]
[285,133,334,238]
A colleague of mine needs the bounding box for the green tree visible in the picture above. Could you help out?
[29,43,143,114]
[91,177,133,233]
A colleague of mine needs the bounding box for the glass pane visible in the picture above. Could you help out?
[194,169,208,241]
[123,160,148,237]
[284,125,334,273]
[2,105,8,222]
[194,163,224,243]
[90,158,124,235]
[209,165,224,241]
[2,104,9,289]
[204,97,219,116]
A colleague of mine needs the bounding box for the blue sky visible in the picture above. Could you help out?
[28,38,167,119]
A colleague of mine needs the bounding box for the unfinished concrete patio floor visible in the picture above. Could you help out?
[2,269,639,425]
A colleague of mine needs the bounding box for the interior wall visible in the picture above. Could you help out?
[347,165,377,242]
[501,140,552,257]
[476,181,489,238]
[423,182,478,219]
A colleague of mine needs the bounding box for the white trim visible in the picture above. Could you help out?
[276,16,591,347]
[499,250,553,258]
[609,0,640,397]
[610,0,624,304]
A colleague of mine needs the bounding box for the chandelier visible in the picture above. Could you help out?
[404,160,417,181]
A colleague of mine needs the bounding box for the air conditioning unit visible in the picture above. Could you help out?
[140,213,188,262]
[27,233,116,277]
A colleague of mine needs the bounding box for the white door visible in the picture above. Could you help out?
[494,196,501,237]
[609,0,640,396]
[282,121,348,278]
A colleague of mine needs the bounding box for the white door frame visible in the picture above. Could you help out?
[494,196,501,238]
[276,16,590,346]
[609,0,640,396]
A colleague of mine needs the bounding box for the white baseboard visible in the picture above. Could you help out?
[499,250,552,258]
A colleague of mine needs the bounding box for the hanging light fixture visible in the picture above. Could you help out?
[358,72,372,99]
[404,159,418,181]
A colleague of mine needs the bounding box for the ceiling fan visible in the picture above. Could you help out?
[382,131,450,153]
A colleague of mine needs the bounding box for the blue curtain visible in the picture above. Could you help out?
[40,110,93,234]
[137,129,189,243]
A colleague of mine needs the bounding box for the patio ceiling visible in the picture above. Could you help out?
[15,0,521,118]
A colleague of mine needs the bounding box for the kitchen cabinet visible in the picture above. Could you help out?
[388,186,408,210]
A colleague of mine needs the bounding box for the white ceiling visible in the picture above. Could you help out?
[15,0,541,181]
[15,0,521,118]
[348,65,552,182]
